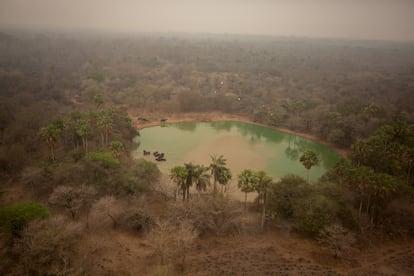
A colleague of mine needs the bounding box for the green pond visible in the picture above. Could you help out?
[132,121,340,200]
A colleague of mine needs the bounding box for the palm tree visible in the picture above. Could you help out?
[238,169,257,211]
[254,171,273,232]
[209,154,227,197]
[369,173,397,225]
[346,166,374,219]
[184,163,198,202]
[76,119,92,153]
[40,119,63,161]
[194,165,211,197]
[97,111,113,147]
[218,167,232,194]
[299,150,319,182]
[170,166,188,201]
[400,146,414,185]
[110,140,125,159]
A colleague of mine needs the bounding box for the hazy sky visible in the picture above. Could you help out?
[1,0,413,41]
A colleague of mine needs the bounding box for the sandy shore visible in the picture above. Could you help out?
[129,111,349,156]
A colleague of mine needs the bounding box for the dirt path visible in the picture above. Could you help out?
[129,111,349,157]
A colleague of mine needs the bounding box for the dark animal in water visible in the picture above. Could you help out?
[153,151,159,156]
[143,150,151,156]
[156,157,166,162]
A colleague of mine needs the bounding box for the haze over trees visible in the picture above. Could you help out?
[0,28,413,275]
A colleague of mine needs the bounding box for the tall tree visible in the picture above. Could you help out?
[39,119,63,161]
[110,140,125,159]
[217,167,232,194]
[170,166,188,201]
[97,111,113,147]
[76,119,92,153]
[238,169,257,211]
[184,163,198,202]
[299,150,319,182]
[209,154,227,197]
[194,165,211,196]
[254,170,273,232]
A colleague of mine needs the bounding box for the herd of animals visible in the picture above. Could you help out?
[143,150,166,162]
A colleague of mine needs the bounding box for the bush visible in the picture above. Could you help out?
[12,216,83,275]
[70,148,84,162]
[267,175,355,237]
[168,196,244,236]
[317,224,356,259]
[133,158,160,186]
[89,196,153,233]
[293,194,339,237]
[148,219,198,270]
[267,174,310,218]
[122,209,153,232]
[0,202,50,235]
[89,196,123,230]
[86,151,120,167]
[49,185,97,220]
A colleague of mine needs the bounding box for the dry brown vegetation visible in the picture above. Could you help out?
[1,31,414,275]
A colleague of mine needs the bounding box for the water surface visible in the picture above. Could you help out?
[132,121,339,199]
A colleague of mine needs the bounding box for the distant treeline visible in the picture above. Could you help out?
[1,30,414,151]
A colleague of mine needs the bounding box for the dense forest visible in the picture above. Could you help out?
[1,30,414,275]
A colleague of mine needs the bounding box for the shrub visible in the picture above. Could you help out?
[122,209,153,232]
[293,194,339,237]
[49,185,97,220]
[89,196,153,232]
[13,216,83,275]
[148,219,198,270]
[267,174,310,218]
[70,148,84,162]
[0,202,50,235]
[89,196,123,229]
[267,175,355,237]
[317,224,356,259]
[168,196,244,236]
[86,151,120,167]
[133,158,160,185]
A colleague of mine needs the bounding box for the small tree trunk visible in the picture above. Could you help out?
[82,137,86,152]
[100,133,105,147]
[260,189,267,232]
[108,214,117,229]
[213,179,217,197]
[86,210,89,229]
[70,209,76,220]
[186,185,190,202]
[50,144,55,161]
[366,194,371,214]
[358,196,363,219]
[244,192,247,211]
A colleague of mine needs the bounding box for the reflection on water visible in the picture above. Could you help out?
[171,122,198,132]
[132,121,340,200]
